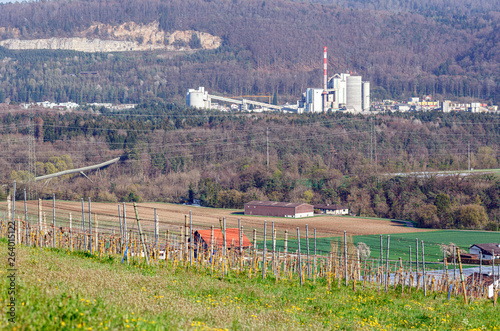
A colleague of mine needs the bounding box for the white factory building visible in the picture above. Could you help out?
[302,73,370,113]
[186,87,211,109]
[186,48,370,114]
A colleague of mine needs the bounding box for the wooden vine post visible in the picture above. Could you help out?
[88,198,92,254]
[262,220,267,280]
[133,202,149,265]
[297,227,303,287]
[456,246,467,304]
[38,198,43,248]
[52,193,56,248]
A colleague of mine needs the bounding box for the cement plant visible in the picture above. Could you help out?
[187,47,370,114]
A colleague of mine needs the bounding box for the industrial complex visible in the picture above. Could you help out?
[186,47,370,113]
[186,47,498,114]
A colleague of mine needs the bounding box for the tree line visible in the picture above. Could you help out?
[1,104,500,230]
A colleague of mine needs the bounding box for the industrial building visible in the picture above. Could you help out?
[186,86,211,109]
[301,73,370,113]
[299,47,370,113]
[244,201,314,218]
[186,87,283,111]
[187,47,371,113]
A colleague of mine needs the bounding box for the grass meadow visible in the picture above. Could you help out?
[1,240,500,330]
[274,230,500,263]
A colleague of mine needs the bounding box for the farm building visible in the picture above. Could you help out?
[466,272,500,298]
[469,243,500,260]
[314,204,349,215]
[244,201,314,218]
[193,228,252,250]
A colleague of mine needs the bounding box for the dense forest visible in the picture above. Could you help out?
[1,105,500,230]
[0,0,498,104]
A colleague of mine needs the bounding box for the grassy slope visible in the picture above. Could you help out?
[1,242,499,330]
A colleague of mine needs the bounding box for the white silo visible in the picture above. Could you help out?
[346,76,362,112]
[362,81,370,111]
[186,87,210,109]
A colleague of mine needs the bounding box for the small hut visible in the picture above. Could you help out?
[193,228,252,250]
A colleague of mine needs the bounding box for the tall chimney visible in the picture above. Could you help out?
[323,46,328,112]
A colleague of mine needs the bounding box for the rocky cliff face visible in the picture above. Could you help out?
[0,21,221,52]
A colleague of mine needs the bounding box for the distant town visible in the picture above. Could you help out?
[20,101,137,112]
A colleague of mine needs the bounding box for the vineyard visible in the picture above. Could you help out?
[1,184,500,329]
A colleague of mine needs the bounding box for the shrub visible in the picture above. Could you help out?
[455,204,488,229]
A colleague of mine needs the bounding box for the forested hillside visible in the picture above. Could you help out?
[1,105,500,230]
[0,0,498,104]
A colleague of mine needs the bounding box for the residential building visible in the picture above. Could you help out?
[469,243,500,260]
[314,204,349,215]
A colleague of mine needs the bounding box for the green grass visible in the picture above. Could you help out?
[2,242,500,330]
[272,230,500,263]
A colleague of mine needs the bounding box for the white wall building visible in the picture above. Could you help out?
[186,87,211,109]
[346,75,362,112]
[442,100,451,112]
[305,88,324,113]
[326,73,370,112]
[362,81,370,111]
[470,102,481,113]
[469,243,500,260]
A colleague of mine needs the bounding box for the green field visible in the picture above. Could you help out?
[2,241,500,330]
[272,230,500,263]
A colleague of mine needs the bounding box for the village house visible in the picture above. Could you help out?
[314,204,349,215]
[469,243,500,260]
[466,272,500,298]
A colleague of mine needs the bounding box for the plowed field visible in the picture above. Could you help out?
[17,200,431,238]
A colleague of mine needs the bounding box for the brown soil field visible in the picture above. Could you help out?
[6,200,432,239]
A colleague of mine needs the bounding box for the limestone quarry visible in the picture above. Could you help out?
[0,21,222,53]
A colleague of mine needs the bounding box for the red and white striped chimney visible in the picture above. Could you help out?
[323,46,328,92]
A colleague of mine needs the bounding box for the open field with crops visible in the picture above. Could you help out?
[3,200,429,239]
[1,241,499,330]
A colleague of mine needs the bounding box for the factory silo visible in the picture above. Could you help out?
[346,76,362,112]
[362,81,370,111]
[186,87,210,109]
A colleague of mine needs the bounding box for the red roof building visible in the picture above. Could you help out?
[193,228,252,249]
